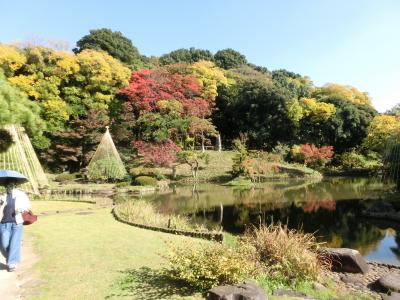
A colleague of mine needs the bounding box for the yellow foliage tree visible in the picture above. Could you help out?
[316,83,372,107]
[300,98,336,123]
[8,74,39,99]
[0,44,26,76]
[364,114,400,152]
[190,60,228,101]
[286,99,304,124]
[75,49,131,109]
[42,98,70,131]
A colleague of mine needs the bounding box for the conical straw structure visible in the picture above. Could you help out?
[0,124,49,194]
[87,127,127,181]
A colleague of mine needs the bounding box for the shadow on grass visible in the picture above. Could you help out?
[106,267,199,299]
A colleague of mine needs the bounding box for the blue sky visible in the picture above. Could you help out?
[1,0,399,112]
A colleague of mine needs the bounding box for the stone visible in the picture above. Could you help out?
[381,292,400,300]
[323,248,369,274]
[272,289,315,299]
[340,274,364,285]
[206,283,267,300]
[378,273,400,293]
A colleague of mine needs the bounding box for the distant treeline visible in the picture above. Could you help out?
[0,28,398,172]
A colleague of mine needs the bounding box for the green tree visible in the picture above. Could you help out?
[320,97,377,152]
[214,48,247,69]
[213,72,293,148]
[73,28,144,69]
[159,48,214,65]
[177,150,209,179]
[272,69,313,99]
[0,71,44,151]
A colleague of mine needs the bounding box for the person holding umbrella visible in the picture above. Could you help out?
[0,170,31,272]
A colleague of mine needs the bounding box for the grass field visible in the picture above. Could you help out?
[26,201,204,300]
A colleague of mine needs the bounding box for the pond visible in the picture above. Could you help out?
[139,177,400,266]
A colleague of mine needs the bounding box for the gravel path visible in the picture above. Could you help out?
[0,235,38,300]
[326,262,400,299]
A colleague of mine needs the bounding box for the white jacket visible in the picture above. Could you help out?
[0,189,31,225]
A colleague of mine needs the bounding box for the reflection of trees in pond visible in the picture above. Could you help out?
[147,177,390,216]
[137,177,394,255]
[219,199,387,255]
[302,200,336,213]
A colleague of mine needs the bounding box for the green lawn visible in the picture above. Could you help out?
[25,201,203,300]
[32,201,94,214]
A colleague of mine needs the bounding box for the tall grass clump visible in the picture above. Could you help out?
[242,224,331,283]
[116,200,201,231]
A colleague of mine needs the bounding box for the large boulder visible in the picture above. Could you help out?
[322,248,369,274]
[377,273,400,293]
[206,283,267,300]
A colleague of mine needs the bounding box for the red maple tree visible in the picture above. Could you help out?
[299,144,334,167]
[133,139,181,168]
[119,68,212,118]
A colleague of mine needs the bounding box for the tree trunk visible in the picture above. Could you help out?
[201,132,205,153]
[172,165,177,180]
[192,161,199,180]
[219,203,223,224]
[216,133,222,152]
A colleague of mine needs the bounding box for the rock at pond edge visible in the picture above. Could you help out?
[206,283,267,300]
[377,273,400,293]
[322,248,369,274]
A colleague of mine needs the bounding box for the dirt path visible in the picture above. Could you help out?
[0,234,39,300]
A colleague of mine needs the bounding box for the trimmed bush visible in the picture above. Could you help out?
[115,181,131,188]
[134,175,157,186]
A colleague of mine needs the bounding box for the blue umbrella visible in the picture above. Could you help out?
[0,170,29,185]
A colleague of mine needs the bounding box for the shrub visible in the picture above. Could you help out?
[163,224,330,292]
[291,144,334,168]
[340,150,382,170]
[240,225,330,282]
[115,181,131,188]
[290,144,302,162]
[164,240,256,290]
[129,167,166,180]
[55,172,78,182]
[134,175,157,186]
[272,142,291,161]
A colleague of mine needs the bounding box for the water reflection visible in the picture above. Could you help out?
[140,177,400,265]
